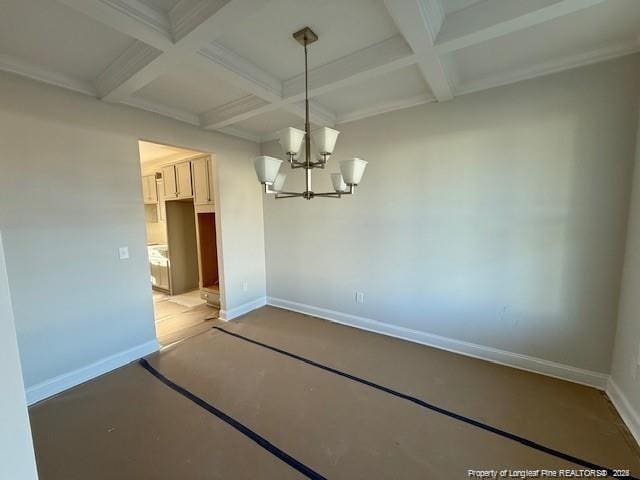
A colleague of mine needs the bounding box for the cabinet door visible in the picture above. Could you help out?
[192,157,210,205]
[175,161,193,199]
[141,175,151,203]
[147,175,158,203]
[208,157,216,207]
[162,165,178,198]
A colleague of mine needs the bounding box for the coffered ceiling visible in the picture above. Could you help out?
[1,0,639,143]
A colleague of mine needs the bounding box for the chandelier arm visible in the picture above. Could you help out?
[312,192,342,198]
[275,193,305,199]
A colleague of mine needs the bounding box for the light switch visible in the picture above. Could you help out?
[119,246,130,260]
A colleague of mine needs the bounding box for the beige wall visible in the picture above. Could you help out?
[610,107,640,433]
[0,71,265,394]
[0,233,38,479]
[262,55,640,375]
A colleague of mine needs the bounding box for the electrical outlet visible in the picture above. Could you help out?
[118,246,129,260]
[355,292,364,304]
[242,281,248,292]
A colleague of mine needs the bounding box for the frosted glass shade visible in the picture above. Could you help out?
[339,158,367,185]
[331,173,347,192]
[272,173,287,192]
[278,127,305,155]
[254,156,282,184]
[311,127,340,155]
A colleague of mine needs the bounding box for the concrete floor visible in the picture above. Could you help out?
[29,306,640,479]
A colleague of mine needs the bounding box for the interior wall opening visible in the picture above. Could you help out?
[138,140,222,347]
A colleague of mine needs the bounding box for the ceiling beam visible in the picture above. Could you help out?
[200,36,417,129]
[436,0,609,53]
[59,0,268,102]
[56,0,173,50]
[383,0,454,101]
[282,35,416,101]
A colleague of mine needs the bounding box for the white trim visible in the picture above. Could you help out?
[26,339,159,405]
[435,0,608,54]
[384,0,454,101]
[214,126,262,143]
[606,378,640,447]
[120,96,201,126]
[454,40,640,97]
[336,93,436,125]
[219,296,266,321]
[0,54,97,97]
[266,297,609,390]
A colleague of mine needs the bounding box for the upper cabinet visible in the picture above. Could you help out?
[192,156,215,208]
[141,174,158,204]
[162,165,178,198]
[175,161,193,199]
[162,161,192,199]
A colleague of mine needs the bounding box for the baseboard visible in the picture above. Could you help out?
[606,378,640,446]
[26,339,159,405]
[219,296,266,321]
[267,297,609,390]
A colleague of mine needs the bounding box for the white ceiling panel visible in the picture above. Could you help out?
[449,0,640,88]
[316,65,431,116]
[138,0,180,13]
[135,62,250,115]
[233,109,305,136]
[440,0,486,16]
[216,0,399,81]
[0,0,135,82]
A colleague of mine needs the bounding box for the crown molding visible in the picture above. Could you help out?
[198,42,283,100]
[454,39,640,96]
[200,95,271,129]
[95,40,162,99]
[282,35,416,101]
[120,96,200,125]
[215,126,262,143]
[336,93,435,125]
[436,0,608,54]
[0,54,97,96]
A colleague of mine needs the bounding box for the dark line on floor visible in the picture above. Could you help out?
[138,358,326,480]
[212,326,636,480]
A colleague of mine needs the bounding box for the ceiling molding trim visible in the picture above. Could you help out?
[336,92,436,125]
[436,0,608,53]
[284,100,337,127]
[420,0,445,41]
[101,0,170,35]
[121,96,201,125]
[95,40,162,98]
[56,0,173,50]
[282,35,417,101]
[215,125,262,143]
[454,40,640,97]
[0,54,97,96]
[384,0,454,101]
[200,95,271,129]
[197,43,283,100]
[168,0,266,50]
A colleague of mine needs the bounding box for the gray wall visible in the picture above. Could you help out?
[610,107,640,419]
[0,233,39,479]
[0,71,265,390]
[262,55,640,374]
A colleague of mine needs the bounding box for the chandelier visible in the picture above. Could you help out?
[253,27,367,200]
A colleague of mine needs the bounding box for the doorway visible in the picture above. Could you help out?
[138,140,222,346]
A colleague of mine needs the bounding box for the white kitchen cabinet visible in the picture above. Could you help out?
[192,156,214,207]
[175,161,193,199]
[141,174,157,204]
[162,165,178,198]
